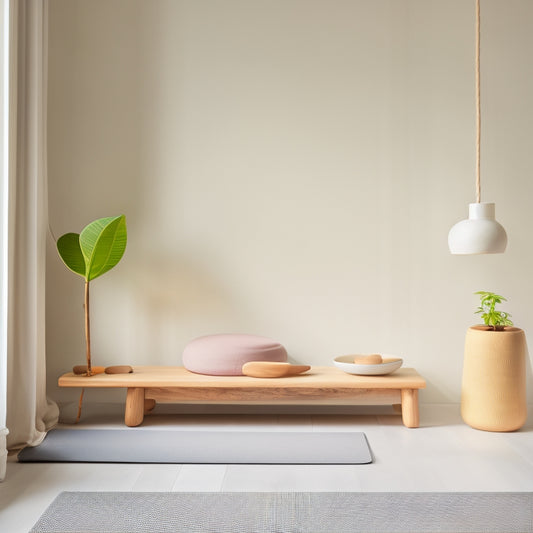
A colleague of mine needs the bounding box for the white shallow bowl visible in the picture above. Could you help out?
[333,355,403,376]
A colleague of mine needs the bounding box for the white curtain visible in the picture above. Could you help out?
[0,0,9,481]
[2,0,58,468]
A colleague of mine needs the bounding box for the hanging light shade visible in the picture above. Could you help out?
[448,202,507,254]
[448,0,507,254]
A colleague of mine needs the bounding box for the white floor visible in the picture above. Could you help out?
[1,403,533,533]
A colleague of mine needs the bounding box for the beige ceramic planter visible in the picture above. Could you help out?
[461,326,527,432]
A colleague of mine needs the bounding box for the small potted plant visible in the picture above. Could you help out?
[57,215,127,376]
[461,291,527,432]
[474,291,513,331]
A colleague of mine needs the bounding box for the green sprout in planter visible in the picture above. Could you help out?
[475,291,513,331]
[57,215,127,376]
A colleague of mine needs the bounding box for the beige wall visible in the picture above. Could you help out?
[46,0,533,404]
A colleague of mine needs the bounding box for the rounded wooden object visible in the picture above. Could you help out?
[353,354,383,365]
[241,361,311,378]
[461,326,527,432]
[125,387,145,427]
[105,365,134,374]
[401,389,419,428]
[72,365,105,375]
[144,399,156,413]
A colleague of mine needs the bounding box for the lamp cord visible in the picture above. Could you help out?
[475,0,481,203]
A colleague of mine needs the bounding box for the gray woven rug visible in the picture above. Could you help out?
[30,491,533,533]
[18,429,372,464]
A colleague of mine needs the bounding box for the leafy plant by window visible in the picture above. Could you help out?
[475,291,513,331]
[57,215,127,375]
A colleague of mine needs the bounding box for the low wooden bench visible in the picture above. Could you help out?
[58,366,426,428]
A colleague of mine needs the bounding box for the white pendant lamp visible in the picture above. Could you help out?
[448,0,507,254]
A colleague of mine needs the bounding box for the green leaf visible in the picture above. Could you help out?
[474,290,514,328]
[79,215,127,281]
[57,233,86,278]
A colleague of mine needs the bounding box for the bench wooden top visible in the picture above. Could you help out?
[58,366,426,390]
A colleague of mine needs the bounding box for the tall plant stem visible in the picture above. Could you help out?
[84,280,92,376]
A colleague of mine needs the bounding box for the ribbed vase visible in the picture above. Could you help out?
[461,326,527,432]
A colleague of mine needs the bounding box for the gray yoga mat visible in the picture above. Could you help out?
[18,429,372,464]
[30,491,533,533]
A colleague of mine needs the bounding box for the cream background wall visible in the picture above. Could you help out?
[46,0,533,405]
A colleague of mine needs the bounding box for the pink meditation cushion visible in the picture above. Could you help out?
[182,334,288,376]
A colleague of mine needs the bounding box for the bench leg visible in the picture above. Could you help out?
[400,389,419,428]
[144,398,156,414]
[125,387,145,427]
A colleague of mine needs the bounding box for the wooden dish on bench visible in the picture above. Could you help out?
[241,361,311,378]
